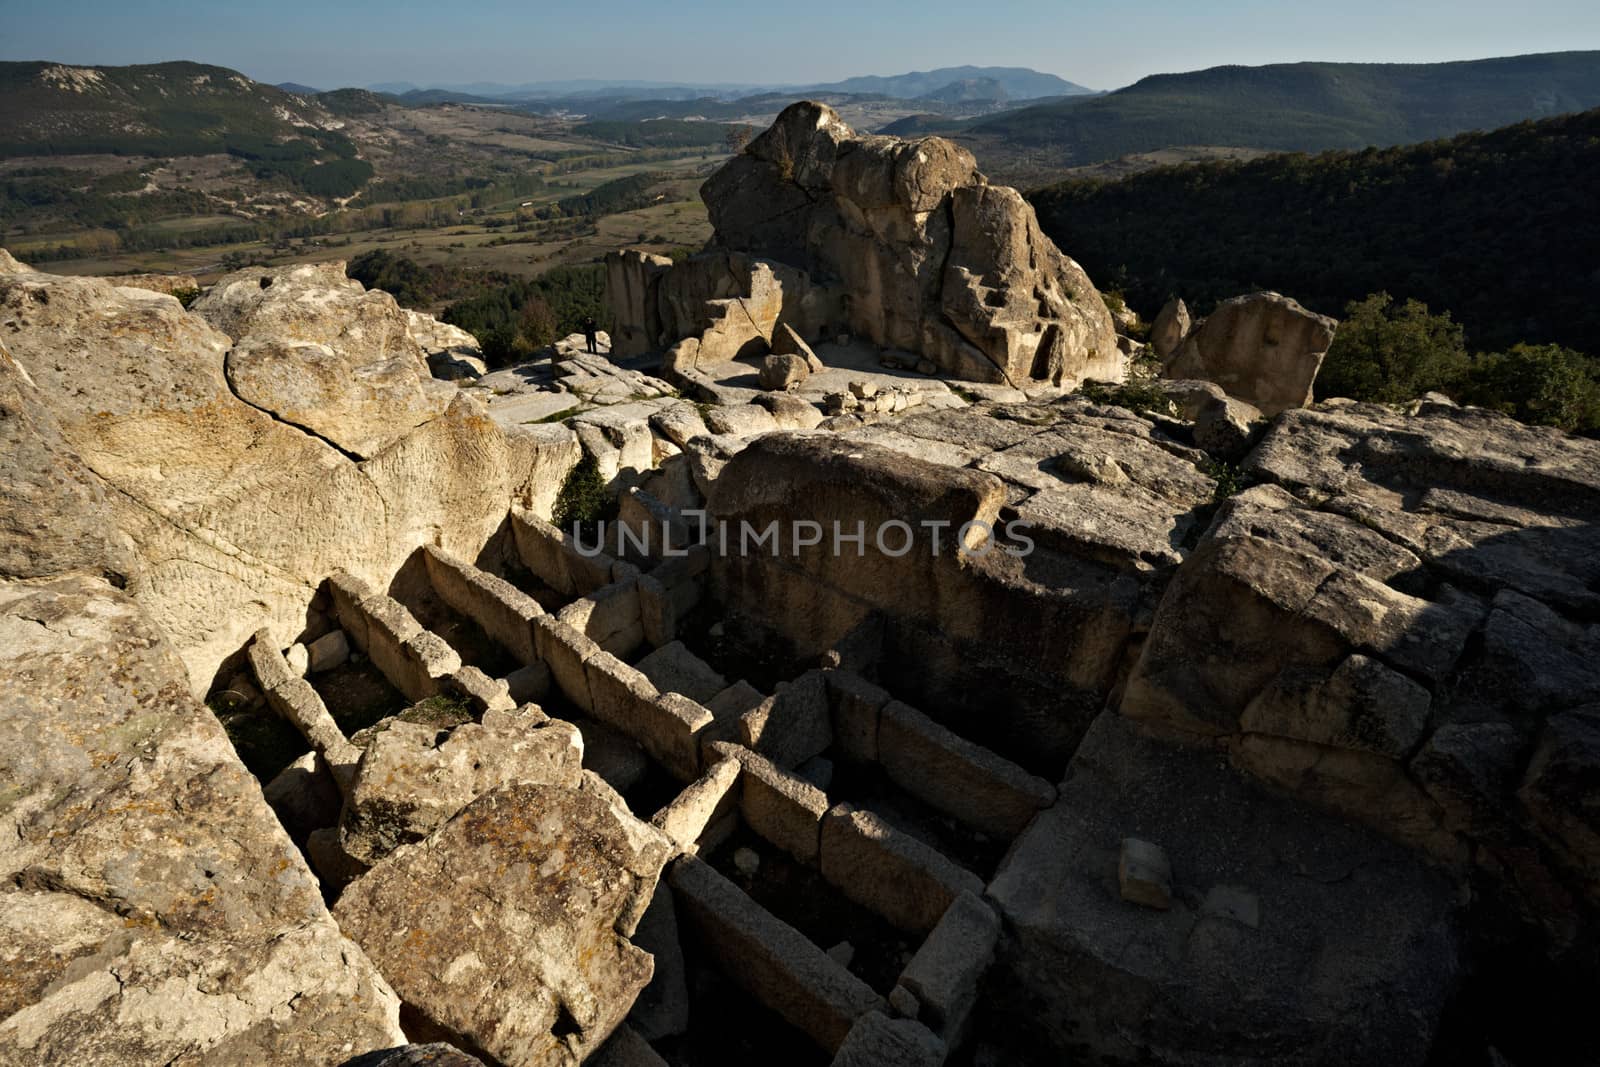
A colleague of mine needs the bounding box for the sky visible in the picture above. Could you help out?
[3,0,1598,92]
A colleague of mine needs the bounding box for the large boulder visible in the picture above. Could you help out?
[0,575,405,1063]
[339,715,586,866]
[1149,297,1192,360]
[0,257,580,690]
[1163,292,1337,416]
[605,249,675,358]
[333,780,671,1066]
[660,102,1120,387]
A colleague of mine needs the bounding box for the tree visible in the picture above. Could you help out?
[1317,292,1469,404]
[1462,344,1600,433]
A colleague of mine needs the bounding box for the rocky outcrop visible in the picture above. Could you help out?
[0,257,580,690]
[406,310,488,380]
[609,102,1121,388]
[0,575,405,1063]
[1162,292,1337,416]
[334,780,671,1066]
[1123,400,1600,931]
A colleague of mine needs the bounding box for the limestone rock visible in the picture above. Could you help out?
[0,575,404,1063]
[406,309,488,380]
[1150,297,1192,360]
[0,255,580,690]
[96,272,200,298]
[339,715,586,866]
[334,782,670,1067]
[1192,393,1264,460]
[681,102,1119,387]
[1163,292,1337,416]
[760,352,811,391]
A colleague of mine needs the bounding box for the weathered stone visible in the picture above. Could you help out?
[878,699,1055,838]
[307,628,350,672]
[1150,297,1192,360]
[698,102,1120,387]
[1163,292,1337,416]
[1192,393,1265,460]
[1239,654,1432,759]
[340,716,584,866]
[335,783,670,1067]
[635,640,729,704]
[0,258,579,691]
[896,890,999,1045]
[740,671,833,769]
[652,757,741,851]
[830,1011,946,1067]
[761,352,812,391]
[1118,838,1173,909]
[1518,707,1600,901]
[986,712,1460,1066]
[820,804,984,934]
[669,855,884,1052]
[0,576,405,1063]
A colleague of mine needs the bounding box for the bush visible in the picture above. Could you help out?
[1462,344,1600,433]
[1318,292,1469,404]
[551,454,616,532]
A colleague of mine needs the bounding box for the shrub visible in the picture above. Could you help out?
[1462,344,1600,433]
[1317,292,1469,404]
[551,454,615,532]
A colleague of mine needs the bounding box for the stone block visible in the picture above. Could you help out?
[558,579,644,658]
[636,640,728,704]
[878,700,1056,838]
[740,670,832,769]
[820,804,984,934]
[533,613,601,713]
[652,758,742,852]
[830,1011,946,1067]
[423,544,544,666]
[824,671,889,762]
[896,890,999,1044]
[1119,838,1173,909]
[669,855,884,1052]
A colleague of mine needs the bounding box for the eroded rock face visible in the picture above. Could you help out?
[334,781,671,1067]
[615,101,1120,387]
[0,575,404,1063]
[0,257,580,689]
[1124,400,1600,926]
[1163,292,1337,416]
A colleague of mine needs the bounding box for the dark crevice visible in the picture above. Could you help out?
[221,351,364,463]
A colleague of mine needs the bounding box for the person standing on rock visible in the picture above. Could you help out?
[582,315,599,354]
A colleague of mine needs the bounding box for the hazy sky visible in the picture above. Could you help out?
[3,0,1597,91]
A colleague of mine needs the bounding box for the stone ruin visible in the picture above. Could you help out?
[1,105,1598,1067]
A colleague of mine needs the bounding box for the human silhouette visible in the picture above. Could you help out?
[582,316,599,354]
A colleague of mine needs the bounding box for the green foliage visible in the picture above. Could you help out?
[1319,293,1470,404]
[540,172,673,221]
[1078,378,1178,418]
[442,264,607,367]
[1029,109,1600,354]
[573,120,733,149]
[552,454,616,532]
[1200,458,1248,503]
[1461,344,1600,432]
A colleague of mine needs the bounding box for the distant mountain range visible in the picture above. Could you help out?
[921,51,1600,170]
[0,60,335,156]
[360,66,1093,105]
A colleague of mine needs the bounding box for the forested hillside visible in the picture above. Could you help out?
[1030,108,1600,352]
